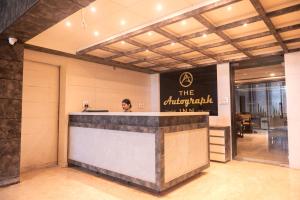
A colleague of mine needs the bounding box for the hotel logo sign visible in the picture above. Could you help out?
[160,65,218,115]
[179,72,193,87]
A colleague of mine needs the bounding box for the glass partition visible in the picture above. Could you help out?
[234,80,288,164]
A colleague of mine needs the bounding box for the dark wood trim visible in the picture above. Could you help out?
[154,27,221,62]
[193,15,253,58]
[24,44,156,74]
[78,4,300,59]
[73,1,300,73]
[250,0,289,53]
[77,0,241,55]
[100,46,166,66]
[125,38,197,67]
[229,63,237,158]
[117,22,300,65]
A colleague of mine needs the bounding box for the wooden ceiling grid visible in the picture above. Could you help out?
[77,0,300,73]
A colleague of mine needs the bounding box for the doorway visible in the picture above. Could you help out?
[21,60,60,172]
[232,61,288,165]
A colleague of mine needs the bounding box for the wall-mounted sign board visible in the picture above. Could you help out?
[160,65,218,115]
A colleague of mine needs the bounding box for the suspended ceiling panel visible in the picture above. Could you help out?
[280,29,300,40]
[162,17,207,36]
[287,41,300,49]
[26,0,300,73]
[202,0,258,26]
[189,33,224,46]
[251,46,283,55]
[223,21,269,39]
[238,35,277,48]
[271,10,300,28]
[261,0,300,12]
[131,32,169,45]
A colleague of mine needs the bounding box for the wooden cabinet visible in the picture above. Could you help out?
[209,126,231,162]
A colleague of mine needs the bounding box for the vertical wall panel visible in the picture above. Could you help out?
[0,38,23,186]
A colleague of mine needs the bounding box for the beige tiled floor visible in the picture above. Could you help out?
[1,161,300,200]
[237,132,289,164]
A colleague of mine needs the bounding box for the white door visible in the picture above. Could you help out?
[21,60,59,172]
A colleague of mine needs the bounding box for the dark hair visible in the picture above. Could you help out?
[122,98,132,108]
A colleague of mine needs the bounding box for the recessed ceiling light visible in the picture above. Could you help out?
[270,73,275,77]
[120,19,126,26]
[93,31,99,37]
[243,23,248,27]
[90,6,96,13]
[227,6,232,11]
[171,42,176,46]
[148,31,153,36]
[121,41,125,45]
[65,21,71,27]
[202,33,207,38]
[181,20,187,26]
[145,49,149,52]
[156,3,163,11]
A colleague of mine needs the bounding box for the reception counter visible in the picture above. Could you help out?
[68,112,209,192]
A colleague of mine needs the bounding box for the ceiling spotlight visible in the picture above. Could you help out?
[243,23,248,27]
[156,3,163,11]
[227,6,232,11]
[65,21,71,27]
[270,73,275,77]
[93,31,99,37]
[171,42,176,46]
[121,41,125,45]
[145,49,149,52]
[202,33,207,38]
[90,6,97,13]
[120,19,126,26]
[148,31,153,36]
[181,20,187,26]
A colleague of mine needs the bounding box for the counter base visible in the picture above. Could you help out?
[68,159,209,193]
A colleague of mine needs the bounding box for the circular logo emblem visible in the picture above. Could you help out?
[179,72,193,88]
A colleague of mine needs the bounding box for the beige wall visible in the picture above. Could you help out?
[210,63,232,127]
[284,51,300,169]
[24,49,153,167]
[21,60,60,172]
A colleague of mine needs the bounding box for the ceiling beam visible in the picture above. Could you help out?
[154,27,221,62]
[249,0,289,53]
[129,23,300,65]
[103,4,300,60]
[159,48,299,73]
[147,37,300,69]
[77,0,241,55]
[25,44,156,74]
[100,46,171,66]
[193,15,253,58]
[125,38,198,66]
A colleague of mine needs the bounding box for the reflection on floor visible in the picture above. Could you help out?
[1,161,300,200]
[236,131,288,165]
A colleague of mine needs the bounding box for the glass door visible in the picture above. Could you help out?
[234,80,288,164]
[267,81,288,155]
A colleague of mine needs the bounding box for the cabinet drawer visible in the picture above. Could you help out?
[210,144,225,153]
[210,153,226,162]
[210,130,224,137]
[210,137,225,144]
